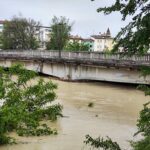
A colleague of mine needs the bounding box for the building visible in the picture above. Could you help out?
[91,28,114,52]
[0,20,4,49]
[0,20,4,32]
[69,35,94,51]
[83,38,94,51]
[35,26,51,50]
[69,35,83,43]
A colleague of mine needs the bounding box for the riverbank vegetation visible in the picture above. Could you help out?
[0,64,62,145]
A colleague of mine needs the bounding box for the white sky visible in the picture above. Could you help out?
[0,0,130,38]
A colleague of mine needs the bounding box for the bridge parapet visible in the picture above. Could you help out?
[0,50,150,67]
[0,50,150,84]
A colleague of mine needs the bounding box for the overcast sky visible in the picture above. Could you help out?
[0,0,130,38]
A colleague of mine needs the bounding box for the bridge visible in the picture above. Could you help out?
[0,50,150,84]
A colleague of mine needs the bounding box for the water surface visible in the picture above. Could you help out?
[1,79,149,150]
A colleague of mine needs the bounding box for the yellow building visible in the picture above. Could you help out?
[69,35,83,43]
[91,28,114,52]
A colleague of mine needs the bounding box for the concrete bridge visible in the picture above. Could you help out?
[0,50,150,84]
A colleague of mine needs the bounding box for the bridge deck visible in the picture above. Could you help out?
[0,50,150,68]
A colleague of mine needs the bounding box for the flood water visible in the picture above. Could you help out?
[1,78,149,150]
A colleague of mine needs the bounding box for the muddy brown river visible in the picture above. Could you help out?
[1,78,149,150]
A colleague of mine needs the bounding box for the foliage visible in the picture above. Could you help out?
[131,102,150,150]
[92,0,150,55]
[85,1,150,149]
[1,16,40,50]
[64,41,90,51]
[84,135,121,150]
[17,124,58,137]
[0,64,62,145]
[47,16,72,50]
[131,136,150,150]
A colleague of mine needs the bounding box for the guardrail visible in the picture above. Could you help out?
[0,50,150,63]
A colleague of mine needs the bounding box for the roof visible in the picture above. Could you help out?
[69,35,83,40]
[91,34,113,39]
[83,38,94,42]
[91,28,113,39]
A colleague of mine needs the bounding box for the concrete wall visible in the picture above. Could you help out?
[0,59,150,84]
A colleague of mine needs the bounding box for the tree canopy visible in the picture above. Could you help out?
[47,16,72,50]
[0,64,62,145]
[92,0,150,55]
[84,1,150,149]
[64,41,90,51]
[1,16,40,50]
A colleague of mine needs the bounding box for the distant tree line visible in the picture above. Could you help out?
[0,17,40,50]
[0,15,90,52]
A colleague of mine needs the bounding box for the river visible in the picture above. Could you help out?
[1,78,149,150]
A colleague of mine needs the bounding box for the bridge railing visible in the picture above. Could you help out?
[0,50,150,63]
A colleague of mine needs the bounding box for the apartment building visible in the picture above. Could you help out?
[91,28,114,52]
[69,35,83,43]
[0,20,4,32]
[35,26,51,50]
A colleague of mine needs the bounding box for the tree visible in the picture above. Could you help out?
[1,16,40,50]
[84,1,150,149]
[84,135,121,150]
[64,41,90,51]
[92,0,150,55]
[47,16,72,52]
[0,64,62,145]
